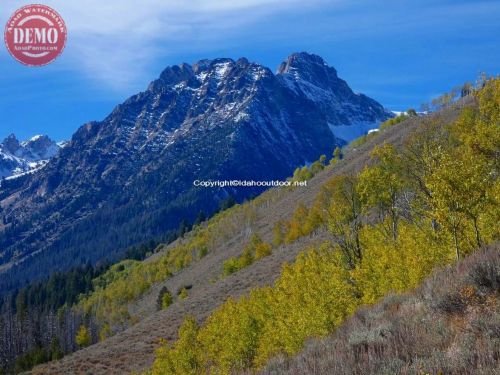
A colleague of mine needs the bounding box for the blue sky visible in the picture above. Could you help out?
[0,0,499,142]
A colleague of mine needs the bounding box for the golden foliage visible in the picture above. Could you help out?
[75,325,91,348]
[78,202,266,331]
[222,234,272,276]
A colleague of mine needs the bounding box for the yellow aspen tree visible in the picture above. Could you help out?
[75,325,91,348]
[325,175,363,268]
[152,317,200,375]
[358,144,406,241]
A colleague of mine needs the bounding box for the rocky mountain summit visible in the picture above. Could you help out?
[0,52,391,292]
[0,134,62,179]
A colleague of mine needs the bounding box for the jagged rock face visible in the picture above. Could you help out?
[1,134,20,156]
[21,135,61,160]
[0,134,61,178]
[277,52,386,126]
[0,52,391,292]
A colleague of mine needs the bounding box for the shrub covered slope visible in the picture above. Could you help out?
[149,79,499,374]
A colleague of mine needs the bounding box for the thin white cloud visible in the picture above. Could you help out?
[0,0,330,91]
[3,0,495,93]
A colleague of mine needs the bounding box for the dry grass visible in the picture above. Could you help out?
[261,244,499,375]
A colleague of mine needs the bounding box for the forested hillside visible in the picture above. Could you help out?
[7,77,497,375]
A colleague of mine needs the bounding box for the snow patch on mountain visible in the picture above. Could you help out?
[328,121,382,143]
[214,61,232,79]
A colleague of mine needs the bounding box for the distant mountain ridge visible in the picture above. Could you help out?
[0,134,62,179]
[0,52,391,292]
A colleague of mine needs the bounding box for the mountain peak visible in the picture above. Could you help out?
[3,133,18,141]
[277,52,339,88]
[21,134,60,159]
[1,133,20,154]
[22,134,51,146]
[154,58,242,91]
[278,52,331,72]
[154,53,339,94]
[0,133,61,178]
[158,63,194,86]
[27,134,45,142]
[192,58,235,72]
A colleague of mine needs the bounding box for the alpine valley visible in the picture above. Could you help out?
[0,52,390,293]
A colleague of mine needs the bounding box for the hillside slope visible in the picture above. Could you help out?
[31,102,467,375]
[143,81,496,375]
[261,244,499,375]
[0,52,390,294]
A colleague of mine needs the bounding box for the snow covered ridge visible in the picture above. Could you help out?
[391,110,428,117]
[0,134,65,179]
